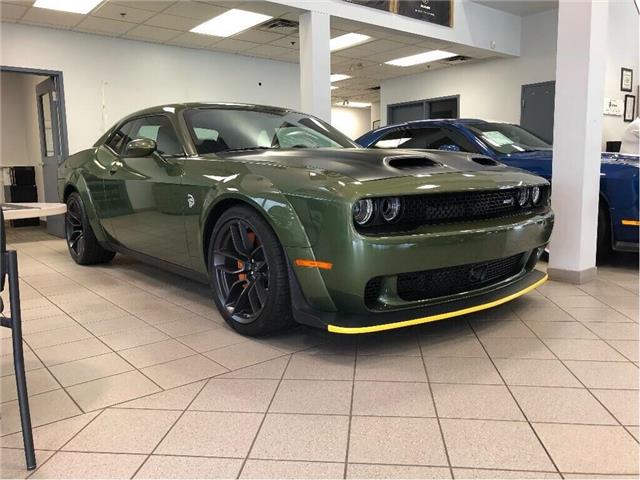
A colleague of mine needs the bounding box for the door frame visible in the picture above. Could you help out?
[387,94,460,124]
[1,65,69,160]
[519,80,555,125]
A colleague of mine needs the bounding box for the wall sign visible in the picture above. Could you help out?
[603,98,623,116]
[344,0,453,27]
[621,67,633,92]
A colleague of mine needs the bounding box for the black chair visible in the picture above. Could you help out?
[0,208,36,470]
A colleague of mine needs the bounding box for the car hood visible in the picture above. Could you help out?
[213,148,515,182]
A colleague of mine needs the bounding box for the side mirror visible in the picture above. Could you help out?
[125,138,157,157]
[438,144,462,152]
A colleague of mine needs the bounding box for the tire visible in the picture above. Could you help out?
[597,203,612,258]
[208,205,294,336]
[65,192,115,265]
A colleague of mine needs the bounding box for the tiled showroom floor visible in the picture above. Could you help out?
[0,227,638,479]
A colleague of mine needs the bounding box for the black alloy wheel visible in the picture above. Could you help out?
[64,192,115,265]
[65,195,84,257]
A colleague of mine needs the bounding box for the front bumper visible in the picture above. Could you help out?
[291,268,547,334]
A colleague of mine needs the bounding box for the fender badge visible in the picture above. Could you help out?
[187,194,195,208]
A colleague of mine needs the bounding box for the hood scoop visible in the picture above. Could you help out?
[384,155,441,170]
[471,156,501,166]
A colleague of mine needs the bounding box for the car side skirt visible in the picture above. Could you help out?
[291,268,548,334]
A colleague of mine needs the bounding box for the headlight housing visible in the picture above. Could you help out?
[517,187,530,207]
[380,197,402,222]
[353,199,375,225]
[531,186,541,205]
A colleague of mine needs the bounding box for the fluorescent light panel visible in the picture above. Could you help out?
[191,9,272,37]
[336,101,371,108]
[330,86,339,90]
[386,50,456,67]
[33,0,102,14]
[330,74,351,82]
[330,33,372,52]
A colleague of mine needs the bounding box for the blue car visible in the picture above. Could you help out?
[357,119,639,254]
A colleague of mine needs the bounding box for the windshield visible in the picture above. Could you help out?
[184,107,357,154]
[468,122,550,154]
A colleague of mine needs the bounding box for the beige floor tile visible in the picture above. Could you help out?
[355,355,427,382]
[511,386,617,424]
[50,352,133,387]
[177,327,245,353]
[117,380,206,410]
[565,307,633,323]
[585,323,639,341]
[154,316,219,337]
[348,416,446,466]
[419,319,476,336]
[494,359,581,387]
[156,411,263,457]
[480,337,555,359]
[598,296,639,311]
[432,383,523,421]
[0,368,60,403]
[35,338,112,367]
[347,463,452,479]
[515,306,575,322]
[135,455,243,479]
[140,354,228,389]
[426,357,502,385]
[0,448,54,480]
[69,306,131,324]
[543,339,627,361]
[1,412,100,451]
[0,348,43,376]
[218,356,291,380]
[24,325,93,350]
[357,331,421,356]
[250,413,349,462]
[533,423,639,474]
[0,389,81,435]
[608,340,639,362]
[471,319,535,338]
[204,341,286,370]
[591,389,639,425]
[21,315,77,335]
[82,316,148,336]
[119,339,197,369]
[63,408,180,454]
[552,296,607,309]
[452,468,560,478]
[523,320,597,339]
[441,418,554,471]
[30,451,146,479]
[252,328,326,354]
[284,354,355,380]
[420,335,488,358]
[66,370,160,411]
[352,381,435,417]
[564,361,639,389]
[190,378,278,412]
[241,459,345,479]
[98,325,169,351]
[270,379,352,415]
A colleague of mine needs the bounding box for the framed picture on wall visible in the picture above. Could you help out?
[621,68,633,92]
[623,94,636,122]
[372,120,381,129]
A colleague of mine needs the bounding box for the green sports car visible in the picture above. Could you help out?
[59,103,554,335]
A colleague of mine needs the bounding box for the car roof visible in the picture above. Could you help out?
[121,102,299,119]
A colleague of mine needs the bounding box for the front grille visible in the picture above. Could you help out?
[396,253,525,302]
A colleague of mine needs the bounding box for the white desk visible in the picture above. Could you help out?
[2,203,66,220]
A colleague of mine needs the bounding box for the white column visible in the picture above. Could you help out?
[298,11,331,122]
[547,0,609,284]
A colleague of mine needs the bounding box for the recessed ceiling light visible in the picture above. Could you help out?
[386,50,457,67]
[330,74,351,82]
[33,0,102,14]
[191,9,272,37]
[335,101,371,108]
[330,33,372,52]
[331,86,339,90]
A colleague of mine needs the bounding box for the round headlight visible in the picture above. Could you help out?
[531,186,541,205]
[380,197,402,222]
[353,199,375,225]
[517,188,530,207]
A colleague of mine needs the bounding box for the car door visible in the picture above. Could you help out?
[106,115,190,266]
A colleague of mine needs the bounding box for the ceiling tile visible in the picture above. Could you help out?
[162,1,224,20]
[245,43,290,58]
[0,3,28,20]
[93,2,155,23]
[74,16,135,35]
[166,30,217,47]
[337,38,404,58]
[233,28,283,44]
[275,49,299,63]
[363,44,426,63]
[235,1,293,17]
[269,34,298,49]
[209,38,259,52]
[145,13,199,30]
[111,1,175,13]
[21,7,84,28]
[124,23,180,41]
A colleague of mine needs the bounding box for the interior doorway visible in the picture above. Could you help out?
[0,67,69,237]
[521,81,555,143]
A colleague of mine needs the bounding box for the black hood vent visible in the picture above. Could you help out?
[471,156,501,166]
[385,155,441,170]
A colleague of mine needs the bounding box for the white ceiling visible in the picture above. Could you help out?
[1,0,504,104]
[473,0,557,17]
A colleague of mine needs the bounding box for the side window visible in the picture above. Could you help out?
[106,121,134,155]
[128,116,183,156]
[372,129,412,148]
[374,127,479,153]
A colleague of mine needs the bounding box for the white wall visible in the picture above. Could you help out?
[380,1,640,148]
[331,106,372,139]
[1,23,301,155]
[0,72,47,203]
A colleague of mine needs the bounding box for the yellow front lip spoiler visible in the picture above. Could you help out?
[327,273,548,334]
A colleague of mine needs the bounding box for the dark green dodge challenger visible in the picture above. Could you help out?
[59,103,554,335]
